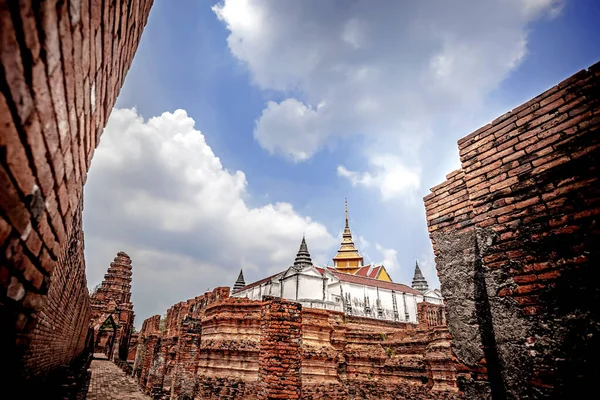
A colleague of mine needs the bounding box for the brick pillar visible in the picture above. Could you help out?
[139,334,159,390]
[171,317,202,400]
[258,297,302,400]
[145,337,168,396]
[132,337,146,378]
[424,327,460,393]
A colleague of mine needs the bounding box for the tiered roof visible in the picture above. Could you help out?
[411,261,429,292]
[293,236,313,270]
[233,270,246,291]
[91,251,133,306]
[332,200,364,269]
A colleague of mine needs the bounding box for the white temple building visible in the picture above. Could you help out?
[232,202,443,324]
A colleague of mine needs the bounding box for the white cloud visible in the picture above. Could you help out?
[213,0,564,200]
[337,155,420,202]
[375,243,400,272]
[254,99,329,162]
[84,108,337,324]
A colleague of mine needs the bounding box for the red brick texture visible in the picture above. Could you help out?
[89,251,135,360]
[424,62,600,399]
[258,297,303,400]
[0,0,153,389]
[22,199,89,376]
[133,290,461,399]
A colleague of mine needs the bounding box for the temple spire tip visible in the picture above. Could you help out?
[345,198,349,228]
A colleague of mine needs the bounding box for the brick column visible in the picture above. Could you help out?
[132,337,146,379]
[258,297,302,400]
[171,317,202,400]
[139,334,159,390]
[145,337,168,396]
[424,327,460,393]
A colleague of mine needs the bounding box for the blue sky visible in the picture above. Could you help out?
[83,0,599,325]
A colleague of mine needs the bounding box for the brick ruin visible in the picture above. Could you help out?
[123,63,599,399]
[0,1,598,399]
[89,251,135,360]
[424,62,600,398]
[0,0,153,394]
[129,288,459,400]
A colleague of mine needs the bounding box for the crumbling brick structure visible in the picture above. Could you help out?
[258,296,302,400]
[134,288,461,399]
[127,332,139,362]
[0,0,153,393]
[89,251,135,360]
[424,62,600,399]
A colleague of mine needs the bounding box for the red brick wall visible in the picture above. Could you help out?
[22,199,89,376]
[0,0,153,385]
[164,286,230,337]
[170,317,201,400]
[195,297,264,399]
[127,333,139,362]
[258,297,303,400]
[424,62,600,399]
[136,292,461,399]
[301,306,460,399]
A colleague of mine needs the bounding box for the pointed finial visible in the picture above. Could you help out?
[345,198,349,228]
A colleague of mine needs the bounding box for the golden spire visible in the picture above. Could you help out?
[345,198,349,229]
[333,199,363,272]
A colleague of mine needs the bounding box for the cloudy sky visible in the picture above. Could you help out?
[83,0,599,326]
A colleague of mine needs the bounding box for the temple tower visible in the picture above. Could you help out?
[90,252,135,360]
[293,236,313,270]
[233,270,246,291]
[333,200,364,274]
[411,261,429,292]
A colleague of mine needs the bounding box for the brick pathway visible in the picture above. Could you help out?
[86,355,149,399]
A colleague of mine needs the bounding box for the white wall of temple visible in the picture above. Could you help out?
[297,299,342,312]
[232,278,281,301]
[298,274,325,300]
[423,294,443,305]
[336,281,420,323]
[232,269,443,324]
[280,272,327,301]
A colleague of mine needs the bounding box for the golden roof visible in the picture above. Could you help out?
[333,200,363,262]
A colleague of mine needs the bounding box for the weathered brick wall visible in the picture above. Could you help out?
[164,286,230,338]
[424,62,600,399]
[139,334,160,390]
[22,198,90,382]
[170,317,201,400]
[89,251,135,360]
[0,0,153,388]
[138,291,460,399]
[301,305,460,400]
[196,297,264,399]
[133,314,161,380]
[127,332,139,362]
[146,336,171,397]
[258,297,303,400]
